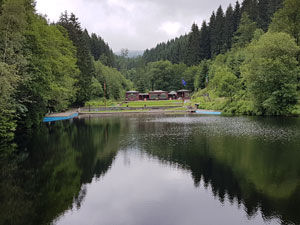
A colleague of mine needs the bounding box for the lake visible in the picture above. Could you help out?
[1,114,300,225]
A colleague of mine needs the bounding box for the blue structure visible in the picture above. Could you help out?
[196,110,222,115]
[43,113,78,122]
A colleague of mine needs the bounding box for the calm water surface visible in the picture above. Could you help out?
[2,115,300,225]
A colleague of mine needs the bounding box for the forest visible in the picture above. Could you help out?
[0,0,300,146]
[121,0,300,116]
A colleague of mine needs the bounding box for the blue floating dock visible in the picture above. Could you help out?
[43,112,78,122]
[196,110,222,115]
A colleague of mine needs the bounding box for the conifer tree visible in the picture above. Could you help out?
[258,0,270,31]
[241,0,259,22]
[185,23,201,66]
[233,1,242,32]
[199,21,211,60]
[58,12,95,105]
[210,6,225,56]
[223,4,235,51]
[233,13,258,48]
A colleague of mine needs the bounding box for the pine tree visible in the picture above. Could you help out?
[210,6,225,56]
[268,0,283,17]
[233,13,258,48]
[233,1,242,32]
[258,0,270,31]
[209,11,217,57]
[241,0,259,22]
[185,23,201,66]
[199,21,211,60]
[58,12,95,105]
[223,4,235,51]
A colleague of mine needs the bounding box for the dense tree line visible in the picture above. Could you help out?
[122,0,299,116]
[143,0,283,65]
[0,0,130,145]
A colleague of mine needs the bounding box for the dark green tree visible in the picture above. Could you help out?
[223,4,235,51]
[58,12,95,106]
[233,1,242,32]
[241,0,259,22]
[185,23,201,66]
[210,6,225,56]
[258,0,271,31]
[233,13,258,48]
[199,21,211,60]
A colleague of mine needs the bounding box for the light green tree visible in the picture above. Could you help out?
[210,66,239,101]
[242,32,299,115]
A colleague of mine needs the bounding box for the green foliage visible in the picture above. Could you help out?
[58,12,95,105]
[18,15,79,128]
[194,60,210,91]
[0,63,19,143]
[233,13,258,48]
[0,0,31,143]
[210,66,239,100]
[94,61,132,100]
[91,77,104,99]
[270,0,300,45]
[242,32,300,115]
[86,32,115,67]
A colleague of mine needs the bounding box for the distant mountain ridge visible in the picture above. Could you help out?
[115,50,144,58]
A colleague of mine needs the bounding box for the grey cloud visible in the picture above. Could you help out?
[36,0,238,52]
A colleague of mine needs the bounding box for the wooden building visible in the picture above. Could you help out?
[139,93,150,100]
[126,91,139,101]
[177,89,191,100]
[168,91,177,100]
[149,90,168,100]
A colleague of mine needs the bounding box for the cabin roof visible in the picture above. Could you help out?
[149,90,167,93]
[177,89,190,92]
[169,91,177,95]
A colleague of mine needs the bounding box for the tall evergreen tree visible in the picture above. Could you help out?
[58,12,95,105]
[241,0,259,22]
[199,21,211,60]
[223,4,235,51]
[258,0,270,31]
[233,13,258,48]
[210,6,225,56]
[185,23,201,66]
[233,1,242,32]
[268,0,283,17]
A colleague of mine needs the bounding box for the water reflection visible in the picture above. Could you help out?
[0,117,127,225]
[0,115,299,225]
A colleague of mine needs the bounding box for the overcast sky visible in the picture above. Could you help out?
[36,0,237,52]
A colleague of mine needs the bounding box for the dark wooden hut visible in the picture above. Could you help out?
[126,91,139,101]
